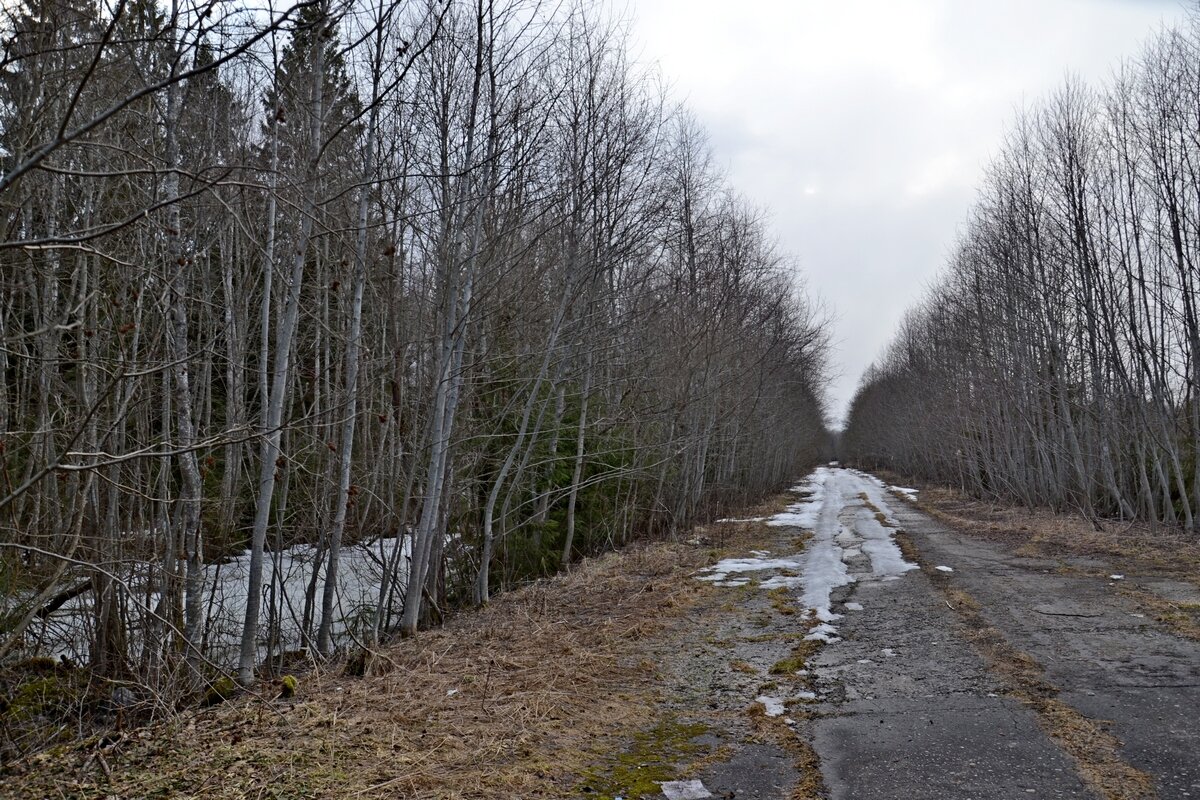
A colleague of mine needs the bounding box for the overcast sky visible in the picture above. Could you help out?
[629,0,1190,426]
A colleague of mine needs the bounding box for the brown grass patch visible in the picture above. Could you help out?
[896,532,1157,800]
[5,543,713,800]
[914,485,1200,584]
[769,587,800,616]
[855,492,897,530]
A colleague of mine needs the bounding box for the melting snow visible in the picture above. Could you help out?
[660,779,713,800]
[756,695,786,717]
[697,555,805,583]
[29,534,411,666]
[697,466,918,647]
[935,565,954,573]
[805,622,841,642]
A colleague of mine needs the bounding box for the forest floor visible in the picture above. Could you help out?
[5,470,1200,800]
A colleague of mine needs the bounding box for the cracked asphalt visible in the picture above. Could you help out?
[888,499,1200,799]
[798,471,1091,799]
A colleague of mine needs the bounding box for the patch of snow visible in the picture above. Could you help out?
[759,575,804,590]
[881,648,897,657]
[699,556,806,578]
[31,533,412,667]
[697,467,920,649]
[850,491,918,578]
[767,469,830,529]
[715,516,767,524]
[756,695,786,717]
[805,623,841,642]
[795,690,817,701]
[660,779,714,800]
[890,486,919,501]
[446,688,459,697]
[794,474,853,624]
[1109,574,1124,580]
[935,565,954,573]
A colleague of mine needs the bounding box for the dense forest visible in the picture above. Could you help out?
[843,13,1200,530]
[0,0,830,714]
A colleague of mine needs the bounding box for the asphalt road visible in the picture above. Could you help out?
[886,499,1200,800]
[642,467,1199,799]
[801,470,1092,799]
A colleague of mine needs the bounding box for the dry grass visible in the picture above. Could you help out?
[768,586,800,616]
[897,531,1157,800]
[1113,585,1200,642]
[915,484,1200,580]
[5,543,716,800]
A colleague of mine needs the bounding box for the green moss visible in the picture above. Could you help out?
[279,674,298,698]
[768,640,822,676]
[2,674,74,722]
[204,676,238,706]
[577,716,710,798]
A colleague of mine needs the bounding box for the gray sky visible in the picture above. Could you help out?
[630,0,1190,426]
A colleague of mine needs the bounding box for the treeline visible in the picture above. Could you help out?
[843,15,1200,530]
[0,0,829,701]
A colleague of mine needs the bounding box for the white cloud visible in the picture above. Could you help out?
[630,0,1186,424]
